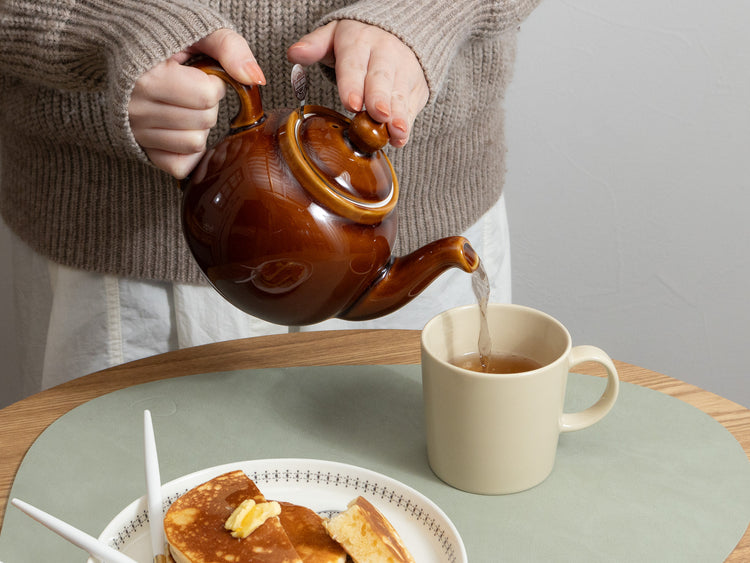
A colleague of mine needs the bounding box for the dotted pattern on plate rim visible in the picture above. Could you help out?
[111,493,183,551]
[109,469,459,563]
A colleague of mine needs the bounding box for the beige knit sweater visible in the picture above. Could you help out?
[0,0,539,284]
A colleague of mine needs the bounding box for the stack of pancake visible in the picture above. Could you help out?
[163,469,414,563]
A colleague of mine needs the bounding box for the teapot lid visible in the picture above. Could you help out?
[280,106,398,225]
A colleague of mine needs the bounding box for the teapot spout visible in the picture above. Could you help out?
[338,236,480,321]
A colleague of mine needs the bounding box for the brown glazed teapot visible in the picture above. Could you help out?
[181,59,480,326]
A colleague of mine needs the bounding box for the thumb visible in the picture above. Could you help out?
[287,21,338,67]
[193,28,266,85]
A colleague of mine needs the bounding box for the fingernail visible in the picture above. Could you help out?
[375,102,390,117]
[392,119,408,133]
[348,93,363,112]
[244,61,266,85]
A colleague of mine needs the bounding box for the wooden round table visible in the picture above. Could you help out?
[1,329,748,559]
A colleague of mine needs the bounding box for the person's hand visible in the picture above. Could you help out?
[128,29,265,179]
[287,20,429,148]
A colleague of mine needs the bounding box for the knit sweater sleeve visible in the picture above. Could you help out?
[318,0,541,102]
[0,0,233,158]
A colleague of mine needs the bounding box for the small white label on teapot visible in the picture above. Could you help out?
[291,64,307,106]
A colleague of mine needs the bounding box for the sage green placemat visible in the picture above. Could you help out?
[1,365,749,562]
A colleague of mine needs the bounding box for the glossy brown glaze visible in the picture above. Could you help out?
[341,236,480,321]
[181,60,479,326]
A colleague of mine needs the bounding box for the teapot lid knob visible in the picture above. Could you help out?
[347,112,389,154]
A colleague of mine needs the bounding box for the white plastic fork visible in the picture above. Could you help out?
[143,409,167,563]
[11,498,137,563]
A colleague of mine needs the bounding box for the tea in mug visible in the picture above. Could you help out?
[450,352,543,374]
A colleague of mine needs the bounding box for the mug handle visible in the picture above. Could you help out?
[560,345,620,432]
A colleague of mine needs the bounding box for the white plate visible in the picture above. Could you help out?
[87,458,467,563]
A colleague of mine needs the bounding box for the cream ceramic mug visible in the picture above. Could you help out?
[421,303,619,494]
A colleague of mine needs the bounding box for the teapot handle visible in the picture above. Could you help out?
[188,57,264,129]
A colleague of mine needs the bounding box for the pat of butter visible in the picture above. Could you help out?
[225,499,281,539]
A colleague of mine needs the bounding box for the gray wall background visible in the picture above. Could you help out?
[504,1,749,407]
[1,0,748,408]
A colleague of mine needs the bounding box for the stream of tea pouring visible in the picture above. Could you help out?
[466,262,544,374]
[471,261,492,370]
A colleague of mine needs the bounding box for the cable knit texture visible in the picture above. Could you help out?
[0,0,540,284]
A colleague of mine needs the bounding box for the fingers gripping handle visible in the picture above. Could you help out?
[560,345,620,432]
[189,57,264,129]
